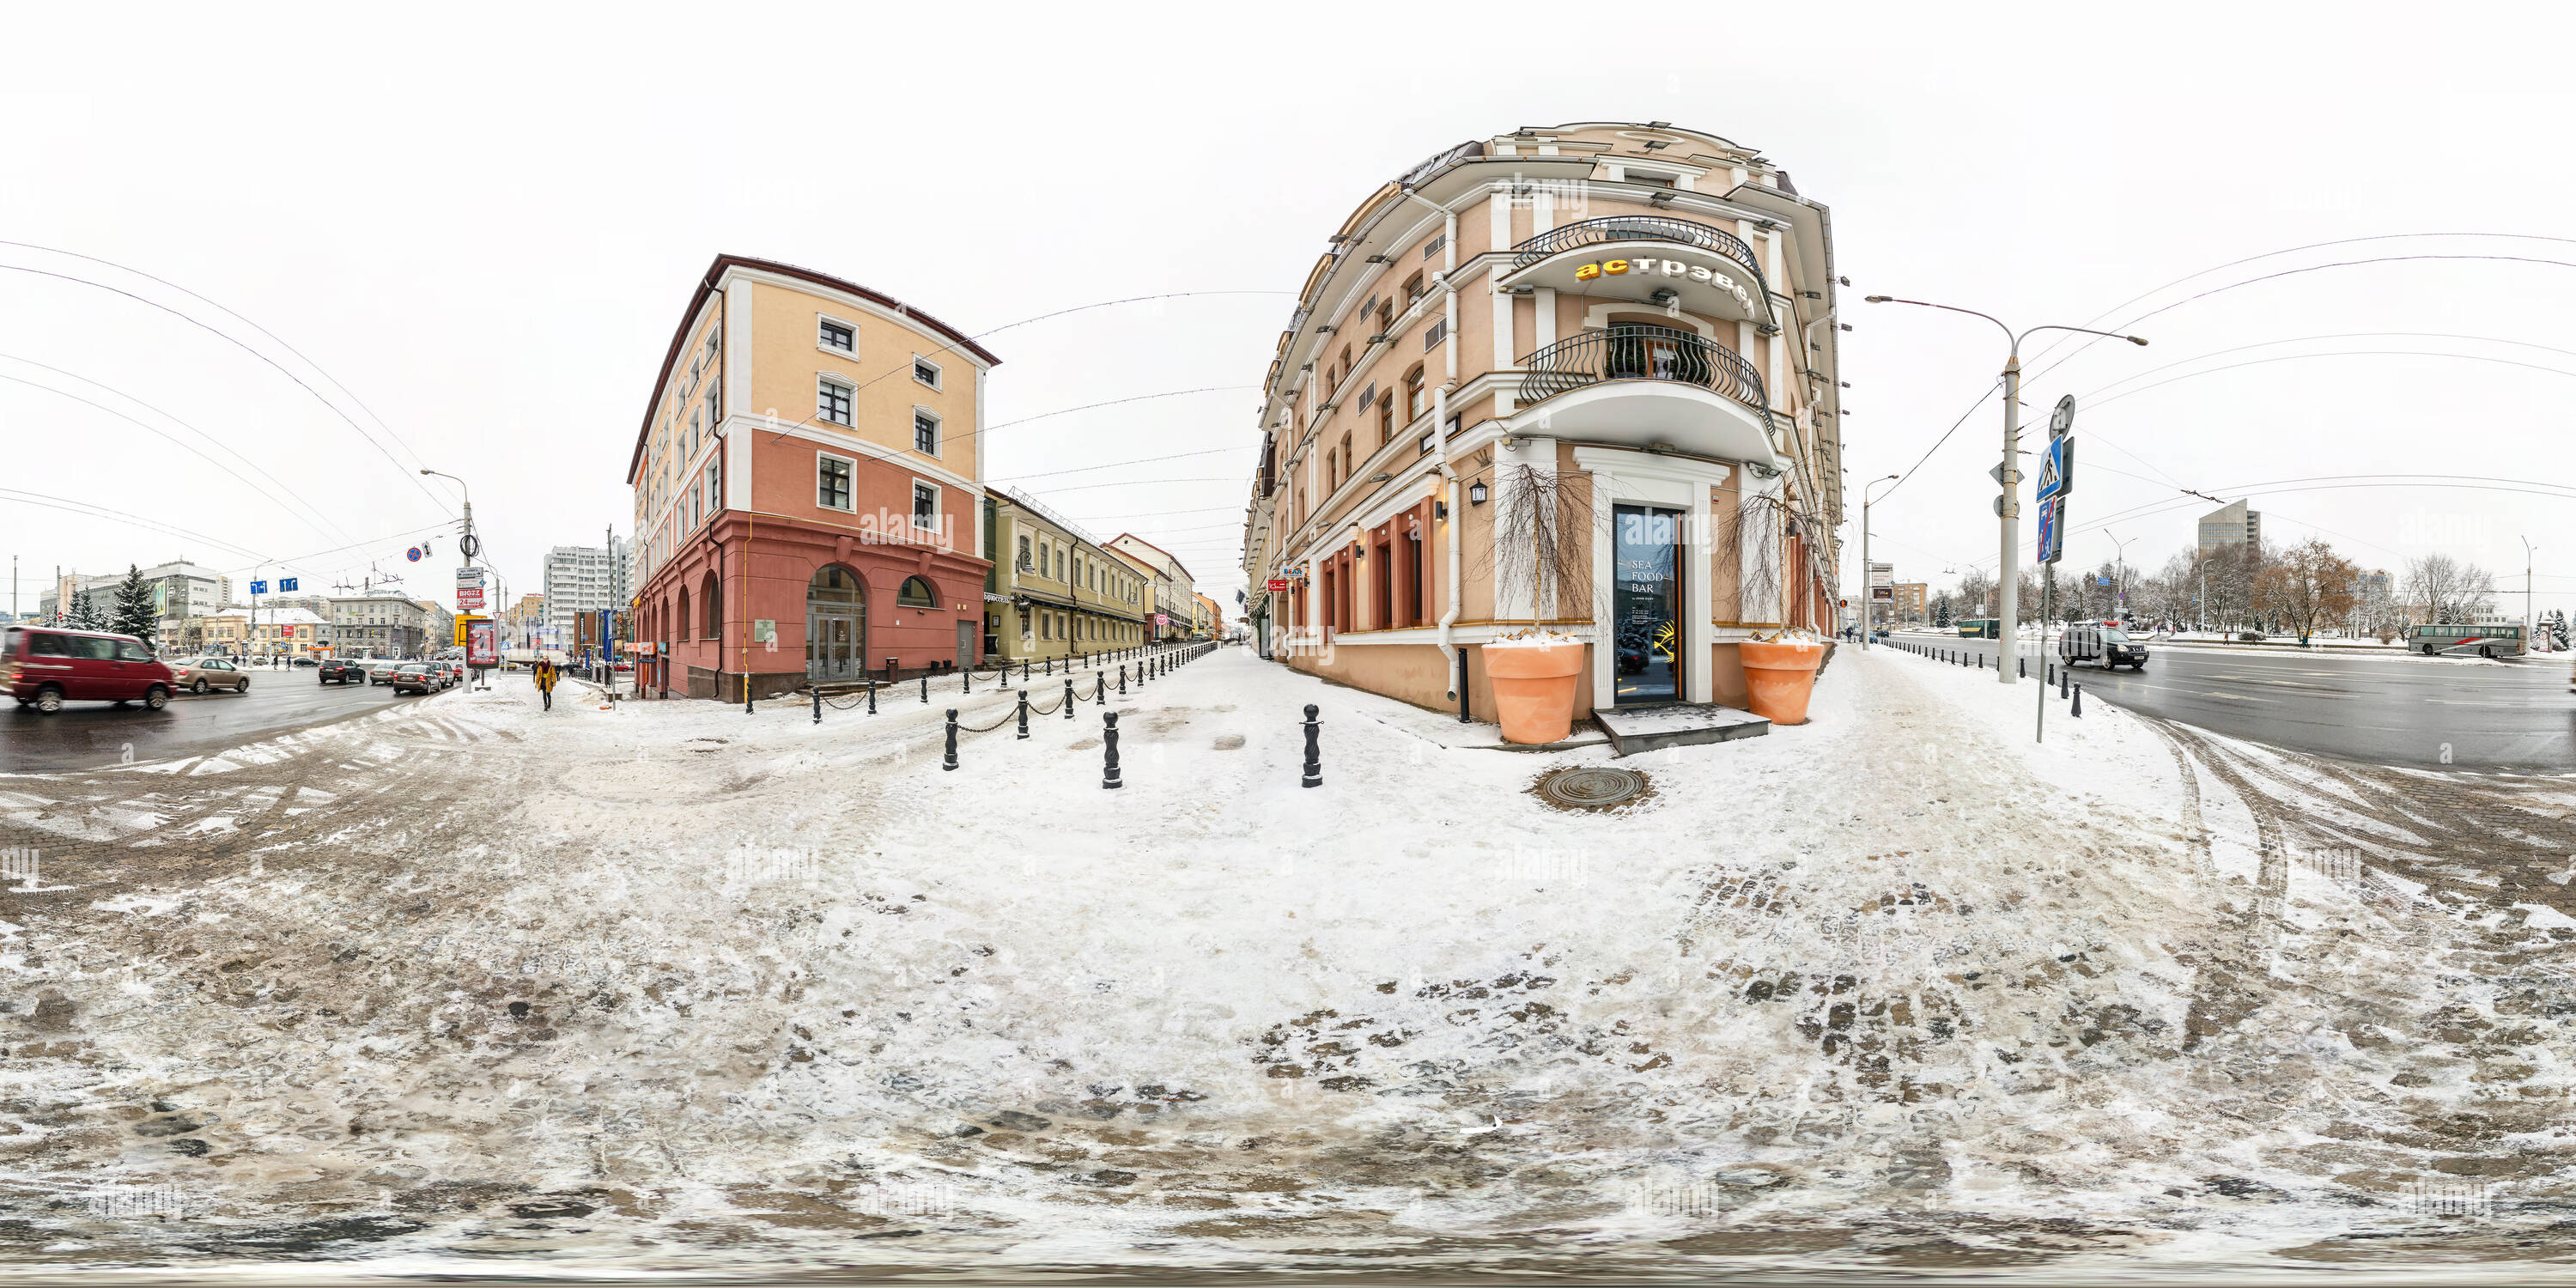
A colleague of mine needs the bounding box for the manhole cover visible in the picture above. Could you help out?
[1534,765,1649,811]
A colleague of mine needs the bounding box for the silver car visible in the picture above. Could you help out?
[168,656,252,694]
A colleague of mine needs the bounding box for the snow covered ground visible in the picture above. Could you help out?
[0,645,2569,1279]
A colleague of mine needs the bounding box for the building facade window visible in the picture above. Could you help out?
[1406,367,1427,417]
[913,409,940,455]
[818,378,854,426]
[819,318,854,353]
[898,576,935,608]
[911,481,938,530]
[1016,535,1032,570]
[817,453,854,510]
[912,356,941,389]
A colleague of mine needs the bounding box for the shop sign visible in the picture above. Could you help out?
[1265,579,1288,593]
[1572,257,1756,313]
[752,619,776,643]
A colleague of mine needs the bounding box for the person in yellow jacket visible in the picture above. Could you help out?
[532,657,559,711]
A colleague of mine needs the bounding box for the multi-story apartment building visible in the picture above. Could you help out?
[327,595,441,658]
[1104,535,1196,642]
[1194,592,1223,641]
[1893,582,1928,624]
[39,561,229,629]
[1241,122,1844,719]
[543,541,623,642]
[984,489,1150,665]
[628,255,998,699]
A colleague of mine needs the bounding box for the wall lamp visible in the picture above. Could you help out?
[1467,481,1489,505]
[1435,501,1449,519]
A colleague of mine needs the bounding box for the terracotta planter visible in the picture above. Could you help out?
[1483,640,1584,744]
[1738,639,1826,726]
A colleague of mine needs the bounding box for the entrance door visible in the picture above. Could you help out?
[957,619,975,668]
[805,564,868,683]
[808,612,861,682]
[1613,504,1684,705]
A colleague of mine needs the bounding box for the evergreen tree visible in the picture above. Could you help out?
[1933,594,1953,629]
[2553,610,2570,652]
[70,588,106,631]
[111,565,158,641]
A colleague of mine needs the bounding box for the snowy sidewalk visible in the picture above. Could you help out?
[9,641,2573,1275]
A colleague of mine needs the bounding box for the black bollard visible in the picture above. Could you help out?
[1045,655,1053,677]
[943,709,959,771]
[1096,671,1106,706]
[1300,703,1321,788]
[963,667,971,695]
[1119,665,1127,694]
[2061,668,2069,698]
[1103,710,1123,789]
[812,688,822,725]
[866,678,877,715]
[1063,677,1075,720]
[1022,659,1030,683]
[2072,683,2084,718]
[2018,658,2025,678]
[920,673,929,704]
[1017,690,1030,739]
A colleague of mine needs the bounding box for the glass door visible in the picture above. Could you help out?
[1613,504,1683,705]
[806,611,861,683]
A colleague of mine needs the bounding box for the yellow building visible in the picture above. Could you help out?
[986,488,1148,663]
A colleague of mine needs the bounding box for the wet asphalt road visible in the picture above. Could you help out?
[1884,631,2576,769]
[2,665,434,774]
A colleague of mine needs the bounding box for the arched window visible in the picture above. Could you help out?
[898,576,935,609]
[702,572,721,640]
[677,586,690,641]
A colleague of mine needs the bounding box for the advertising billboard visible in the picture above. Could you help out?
[466,619,499,667]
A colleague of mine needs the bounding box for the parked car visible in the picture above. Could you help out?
[1,626,177,714]
[364,659,402,685]
[319,659,368,685]
[2061,623,2149,671]
[168,656,252,694]
[388,663,441,696]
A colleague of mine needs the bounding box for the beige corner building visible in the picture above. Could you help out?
[1241,122,1844,722]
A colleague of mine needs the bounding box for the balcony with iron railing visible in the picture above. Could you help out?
[1498,216,1772,325]
[1509,324,1780,465]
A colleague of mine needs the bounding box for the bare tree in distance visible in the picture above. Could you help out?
[2254,537,2360,646]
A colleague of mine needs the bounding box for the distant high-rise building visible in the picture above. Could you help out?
[544,538,626,641]
[2197,501,2263,557]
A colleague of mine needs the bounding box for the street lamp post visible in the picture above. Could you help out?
[2523,535,2537,652]
[1861,474,1899,650]
[2108,533,2137,623]
[1862,296,2147,685]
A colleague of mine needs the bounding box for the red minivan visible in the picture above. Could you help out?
[2,626,177,714]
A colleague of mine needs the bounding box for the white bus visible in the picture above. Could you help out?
[2404,621,2524,659]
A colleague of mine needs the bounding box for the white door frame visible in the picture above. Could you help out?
[1573,447,1731,708]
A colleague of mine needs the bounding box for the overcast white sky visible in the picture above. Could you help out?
[6,3,2574,623]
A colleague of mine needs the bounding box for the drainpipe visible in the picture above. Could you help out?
[1397,185,1472,721]
[1435,380,1465,721]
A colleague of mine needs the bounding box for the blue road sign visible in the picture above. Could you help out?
[250,580,269,595]
[280,577,298,592]
[2036,436,2075,502]
[2038,496,2065,565]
